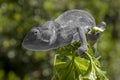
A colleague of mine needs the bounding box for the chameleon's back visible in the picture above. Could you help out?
[55,10,96,28]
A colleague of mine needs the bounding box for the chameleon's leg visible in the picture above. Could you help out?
[88,21,106,46]
[71,32,79,43]
[76,27,88,55]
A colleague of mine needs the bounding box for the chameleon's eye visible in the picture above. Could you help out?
[30,28,41,39]
[31,29,39,35]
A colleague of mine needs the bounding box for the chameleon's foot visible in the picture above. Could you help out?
[78,45,88,57]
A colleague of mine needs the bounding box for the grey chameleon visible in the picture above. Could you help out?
[22,9,106,55]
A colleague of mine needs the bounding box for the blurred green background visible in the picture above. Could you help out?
[0,0,120,80]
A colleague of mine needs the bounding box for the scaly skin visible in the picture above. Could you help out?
[22,10,106,55]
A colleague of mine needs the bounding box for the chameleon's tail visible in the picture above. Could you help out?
[92,21,106,33]
[98,21,106,30]
[87,21,106,46]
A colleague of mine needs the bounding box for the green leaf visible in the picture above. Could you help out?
[52,47,108,80]
[82,52,108,80]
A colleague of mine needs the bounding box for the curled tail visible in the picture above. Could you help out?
[87,21,106,46]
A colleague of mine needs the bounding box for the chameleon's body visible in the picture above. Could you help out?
[22,10,106,54]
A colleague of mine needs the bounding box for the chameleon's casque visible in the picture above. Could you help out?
[22,10,106,54]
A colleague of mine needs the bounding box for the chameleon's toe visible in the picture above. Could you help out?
[78,45,88,57]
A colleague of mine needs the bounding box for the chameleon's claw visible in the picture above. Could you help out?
[78,45,88,57]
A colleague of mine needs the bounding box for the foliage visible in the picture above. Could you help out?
[0,0,120,80]
[52,44,108,80]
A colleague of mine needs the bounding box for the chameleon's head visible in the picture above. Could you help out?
[22,21,59,51]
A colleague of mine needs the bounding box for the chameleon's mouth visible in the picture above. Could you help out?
[22,31,51,51]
